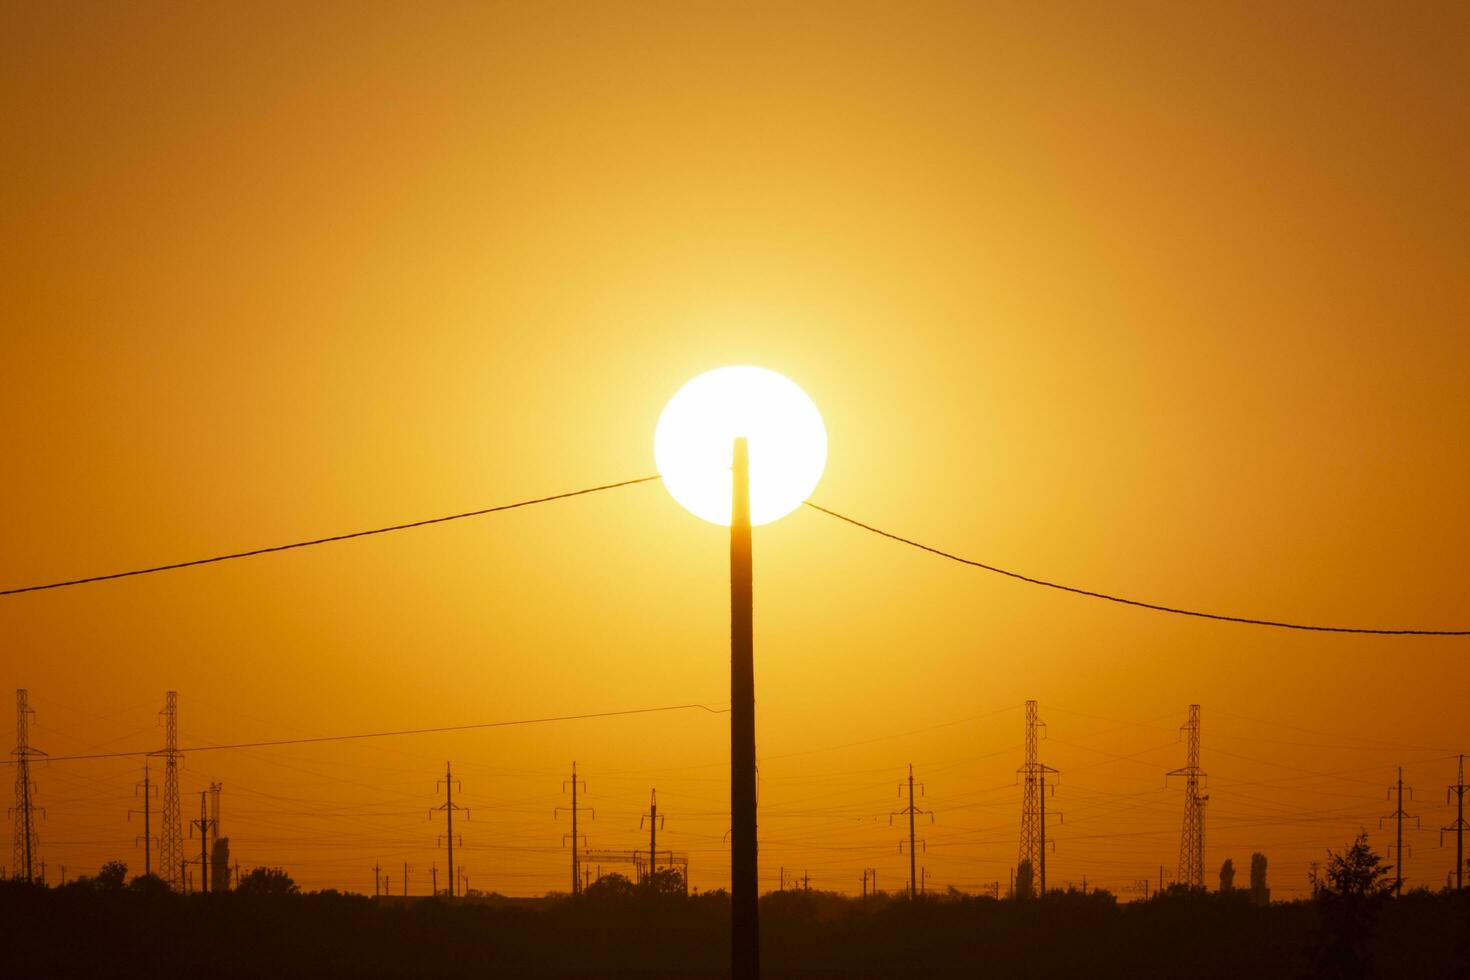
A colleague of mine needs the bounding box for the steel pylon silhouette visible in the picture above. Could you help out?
[1017,700,1055,877]
[155,691,184,891]
[11,689,46,882]
[1168,704,1208,889]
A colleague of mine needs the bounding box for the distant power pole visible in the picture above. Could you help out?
[1380,766,1418,897]
[1167,704,1208,889]
[155,692,184,891]
[130,763,157,876]
[432,763,468,898]
[861,868,877,905]
[640,790,665,886]
[374,860,381,897]
[1039,768,1062,894]
[1017,700,1056,884]
[189,789,216,893]
[431,863,438,896]
[891,764,933,900]
[403,862,409,897]
[11,690,46,882]
[557,763,592,895]
[1444,755,1467,892]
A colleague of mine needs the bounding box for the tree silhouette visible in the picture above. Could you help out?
[235,866,299,897]
[1309,831,1392,899]
[584,872,636,900]
[94,860,128,891]
[1014,859,1035,900]
[1249,852,1270,906]
[1218,858,1234,893]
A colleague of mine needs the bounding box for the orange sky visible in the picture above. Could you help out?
[2,2,1467,898]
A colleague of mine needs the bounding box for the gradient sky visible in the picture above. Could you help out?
[2,2,1467,898]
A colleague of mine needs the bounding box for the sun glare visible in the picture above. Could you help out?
[654,366,827,526]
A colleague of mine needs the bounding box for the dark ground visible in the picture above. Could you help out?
[2,881,1467,979]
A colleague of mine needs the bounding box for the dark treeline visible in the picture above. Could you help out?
[3,874,1467,979]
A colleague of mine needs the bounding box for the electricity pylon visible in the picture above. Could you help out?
[1167,704,1208,889]
[154,692,184,891]
[1018,700,1056,881]
[1380,766,1418,896]
[10,690,46,882]
[891,764,933,900]
[432,762,468,897]
[556,763,592,894]
[1444,755,1467,892]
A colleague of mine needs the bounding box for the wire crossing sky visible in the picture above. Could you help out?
[1,473,1463,635]
[0,702,730,764]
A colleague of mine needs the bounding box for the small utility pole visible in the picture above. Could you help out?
[432,763,468,898]
[1039,769,1061,895]
[375,860,381,897]
[1444,755,1467,892]
[130,763,157,877]
[891,764,933,900]
[403,862,409,897]
[1380,766,1418,897]
[558,763,592,895]
[189,790,216,894]
[1040,770,1048,895]
[431,863,438,896]
[640,790,665,886]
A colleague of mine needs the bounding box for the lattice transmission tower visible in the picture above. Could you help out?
[1017,700,1055,879]
[1167,704,1208,889]
[155,691,184,891]
[11,689,46,882]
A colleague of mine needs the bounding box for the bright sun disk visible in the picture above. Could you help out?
[654,366,827,526]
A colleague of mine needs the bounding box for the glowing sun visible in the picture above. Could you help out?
[654,366,828,526]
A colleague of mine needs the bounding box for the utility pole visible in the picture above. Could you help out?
[1039,768,1062,894]
[432,763,468,898]
[1380,766,1418,897]
[374,860,381,897]
[130,763,157,877]
[728,436,759,980]
[189,789,216,894]
[431,863,438,896]
[403,862,409,897]
[1444,755,1467,892]
[154,692,184,891]
[11,690,46,883]
[640,790,665,886]
[1167,704,1208,889]
[891,763,933,900]
[557,763,592,895]
[862,868,877,905]
[208,781,223,892]
[1017,700,1056,887]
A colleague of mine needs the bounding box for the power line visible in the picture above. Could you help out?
[804,502,1469,635]
[0,703,729,764]
[5,472,1462,635]
[0,475,662,597]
